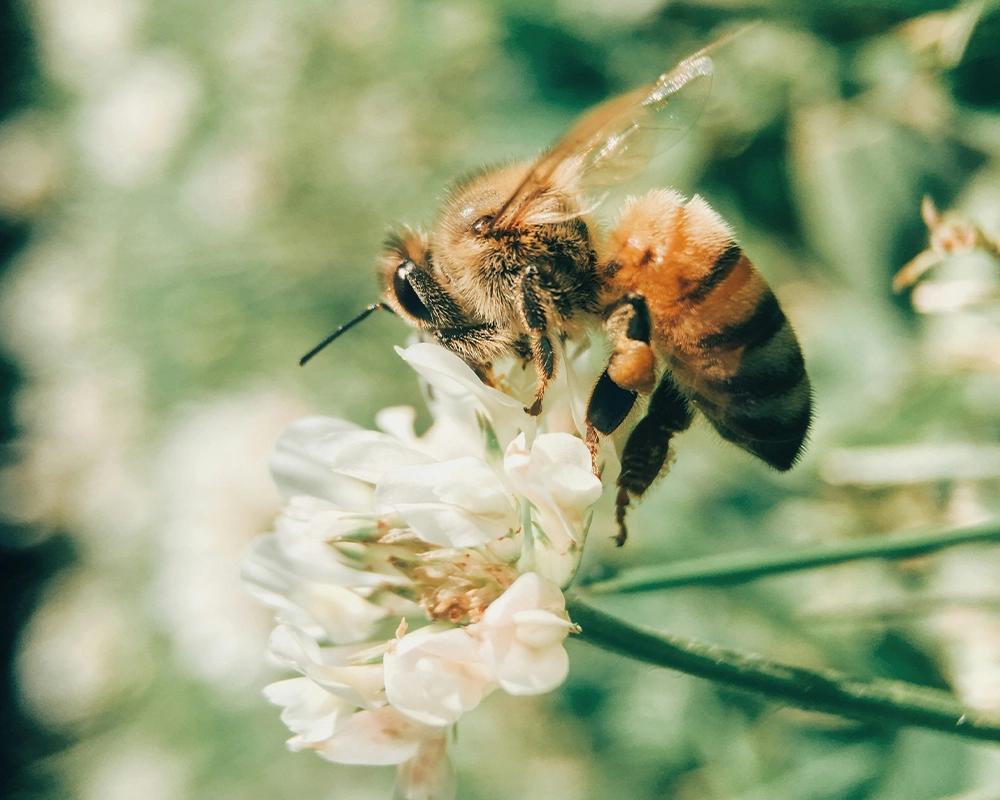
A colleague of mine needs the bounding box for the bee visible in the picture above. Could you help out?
[302,33,812,545]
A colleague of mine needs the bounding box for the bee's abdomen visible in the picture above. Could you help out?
[683,275,812,471]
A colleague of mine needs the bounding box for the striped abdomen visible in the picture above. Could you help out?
[666,243,812,470]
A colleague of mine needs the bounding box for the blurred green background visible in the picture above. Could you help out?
[2,1,999,798]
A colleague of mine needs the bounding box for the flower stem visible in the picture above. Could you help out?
[566,597,1000,743]
[581,520,1000,595]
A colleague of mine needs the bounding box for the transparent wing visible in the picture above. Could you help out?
[491,31,742,229]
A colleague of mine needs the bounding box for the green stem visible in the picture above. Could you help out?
[567,597,1000,743]
[582,520,1000,595]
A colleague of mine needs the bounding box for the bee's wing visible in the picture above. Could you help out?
[491,36,726,229]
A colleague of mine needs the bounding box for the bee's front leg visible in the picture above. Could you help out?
[433,323,510,371]
[518,265,556,416]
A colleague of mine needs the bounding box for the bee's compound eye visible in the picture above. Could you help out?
[471,215,494,237]
[392,261,432,323]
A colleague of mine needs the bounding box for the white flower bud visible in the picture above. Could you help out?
[383,625,495,727]
[475,572,576,696]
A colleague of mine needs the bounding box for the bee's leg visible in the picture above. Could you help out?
[513,335,533,363]
[519,265,556,416]
[604,294,656,394]
[434,323,508,367]
[614,371,693,546]
[584,295,655,469]
[473,363,498,388]
[584,421,602,475]
[404,265,465,324]
[585,371,637,472]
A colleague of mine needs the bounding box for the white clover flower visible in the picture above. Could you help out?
[395,343,527,451]
[246,342,607,799]
[245,535,390,644]
[263,676,354,746]
[267,624,387,708]
[376,457,520,548]
[315,707,443,767]
[476,572,578,696]
[383,625,495,726]
[505,432,603,586]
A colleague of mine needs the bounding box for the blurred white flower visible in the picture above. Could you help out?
[16,571,153,728]
[153,390,306,692]
[34,0,142,86]
[933,606,1000,714]
[0,112,61,216]
[927,533,1000,714]
[247,342,602,799]
[79,737,189,800]
[181,142,273,231]
[77,50,201,185]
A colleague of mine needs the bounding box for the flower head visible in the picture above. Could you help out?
[245,342,605,798]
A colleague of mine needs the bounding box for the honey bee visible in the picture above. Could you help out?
[302,33,812,545]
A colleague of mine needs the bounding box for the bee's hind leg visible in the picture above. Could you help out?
[604,294,657,395]
[585,371,637,473]
[584,294,656,476]
[614,371,693,546]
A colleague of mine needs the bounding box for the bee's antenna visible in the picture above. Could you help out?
[299,302,390,366]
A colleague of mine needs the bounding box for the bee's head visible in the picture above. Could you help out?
[378,227,437,329]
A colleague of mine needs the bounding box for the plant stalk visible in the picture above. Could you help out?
[582,521,1000,595]
[567,597,1000,743]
